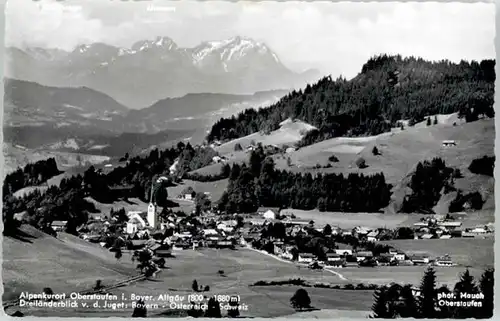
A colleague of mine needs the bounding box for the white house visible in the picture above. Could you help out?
[442,140,456,147]
[335,245,353,256]
[393,252,406,261]
[217,223,234,233]
[203,229,219,236]
[471,226,488,234]
[356,251,374,262]
[126,211,148,234]
[51,220,68,232]
[298,253,315,263]
[367,230,380,242]
[263,210,276,220]
[326,253,344,267]
[410,254,430,264]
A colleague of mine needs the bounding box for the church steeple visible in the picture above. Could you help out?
[150,180,155,205]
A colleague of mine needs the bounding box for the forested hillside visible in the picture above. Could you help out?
[207,55,495,147]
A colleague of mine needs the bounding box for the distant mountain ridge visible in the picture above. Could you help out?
[3,78,288,153]
[5,36,321,108]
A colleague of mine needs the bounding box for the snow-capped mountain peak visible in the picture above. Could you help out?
[131,36,178,52]
[192,36,276,65]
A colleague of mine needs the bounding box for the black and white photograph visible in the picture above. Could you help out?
[2,0,496,318]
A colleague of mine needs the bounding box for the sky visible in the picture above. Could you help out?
[5,0,496,79]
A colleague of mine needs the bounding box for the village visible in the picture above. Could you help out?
[48,182,494,273]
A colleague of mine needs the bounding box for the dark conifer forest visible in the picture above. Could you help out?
[217,146,392,214]
[207,55,495,147]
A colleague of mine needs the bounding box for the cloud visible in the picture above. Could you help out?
[5,0,495,78]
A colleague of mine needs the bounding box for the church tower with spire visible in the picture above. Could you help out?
[147,180,157,228]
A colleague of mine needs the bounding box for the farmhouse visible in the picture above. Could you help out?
[246,218,268,226]
[342,230,353,236]
[258,207,280,220]
[51,220,68,232]
[438,221,462,229]
[212,156,226,164]
[420,233,434,239]
[13,211,28,222]
[442,140,457,147]
[470,226,488,234]
[326,253,345,267]
[393,252,406,261]
[126,211,148,234]
[216,239,233,249]
[367,230,380,242]
[376,253,394,266]
[410,254,430,265]
[435,255,454,266]
[216,222,234,233]
[298,253,315,263]
[356,251,374,262]
[109,185,135,199]
[335,244,354,256]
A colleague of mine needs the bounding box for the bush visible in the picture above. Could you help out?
[344,284,355,290]
[355,157,367,169]
[43,287,54,295]
[468,156,495,177]
[234,143,243,151]
[204,285,210,292]
[449,191,484,212]
[372,146,380,156]
[328,155,339,162]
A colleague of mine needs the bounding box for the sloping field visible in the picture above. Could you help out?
[85,197,150,218]
[167,179,229,204]
[284,209,494,230]
[3,225,137,302]
[272,117,494,215]
[280,209,426,229]
[378,238,494,268]
[216,119,316,156]
[14,248,365,317]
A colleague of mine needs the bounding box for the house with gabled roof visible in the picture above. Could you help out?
[298,253,315,263]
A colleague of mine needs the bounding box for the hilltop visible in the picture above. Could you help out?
[207,55,494,147]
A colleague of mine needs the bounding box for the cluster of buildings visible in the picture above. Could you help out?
[69,194,488,271]
[412,215,494,239]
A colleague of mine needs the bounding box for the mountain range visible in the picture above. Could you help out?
[3,77,288,156]
[5,36,320,108]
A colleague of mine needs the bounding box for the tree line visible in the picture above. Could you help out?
[207,55,495,148]
[217,146,392,214]
[3,157,61,199]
